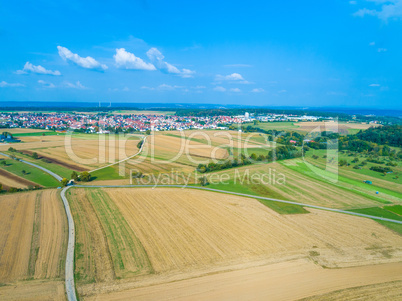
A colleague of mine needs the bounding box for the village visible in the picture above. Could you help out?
[0,111,328,133]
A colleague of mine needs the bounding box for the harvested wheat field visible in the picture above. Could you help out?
[1,128,51,134]
[300,280,402,301]
[0,168,37,189]
[296,121,377,134]
[166,130,267,148]
[212,162,385,209]
[71,187,402,299]
[0,280,66,301]
[0,134,141,170]
[146,134,228,164]
[0,190,67,299]
[87,259,402,301]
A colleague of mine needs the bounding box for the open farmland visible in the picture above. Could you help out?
[0,154,60,187]
[205,162,390,209]
[244,121,378,135]
[0,168,37,189]
[296,121,377,134]
[1,128,52,134]
[87,260,402,301]
[68,187,402,299]
[0,133,142,175]
[0,190,67,300]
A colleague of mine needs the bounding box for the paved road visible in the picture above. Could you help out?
[5,151,401,300]
[61,186,77,301]
[78,184,402,225]
[0,152,63,182]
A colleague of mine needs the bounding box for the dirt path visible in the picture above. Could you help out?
[86,259,402,301]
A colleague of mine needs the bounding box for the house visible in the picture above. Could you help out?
[0,132,21,143]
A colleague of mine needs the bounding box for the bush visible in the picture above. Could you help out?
[71,171,79,181]
[370,166,392,173]
[137,140,143,149]
[80,171,91,182]
[199,176,209,186]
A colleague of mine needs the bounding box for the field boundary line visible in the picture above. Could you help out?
[76,184,402,225]
[0,151,63,181]
[61,186,77,301]
[89,135,146,173]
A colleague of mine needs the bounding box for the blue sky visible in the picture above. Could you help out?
[0,0,401,108]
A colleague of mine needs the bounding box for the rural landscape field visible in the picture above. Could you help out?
[1,1,402,300]
[0,111,401,300]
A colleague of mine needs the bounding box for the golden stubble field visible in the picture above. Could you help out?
[70,187,402,300]
[0,190,68,300]
[295,121,378,134]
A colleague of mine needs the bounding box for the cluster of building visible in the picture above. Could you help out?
[0,112,330,133]
[0,112,243,132]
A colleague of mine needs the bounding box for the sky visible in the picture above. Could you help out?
[0,0,401,108]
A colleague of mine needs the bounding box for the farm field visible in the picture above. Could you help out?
[295,121,376,134]
[0,133,142,176]
[205,162,390,209]
[87,259,402,301]
[1,128,52,134]
[0,154,60,187]
[68,187,402,299]
[0,190,67,300]
[0,168,37,189]
[243,120,376,134]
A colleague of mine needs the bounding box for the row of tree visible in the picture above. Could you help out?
[196,145,303,173]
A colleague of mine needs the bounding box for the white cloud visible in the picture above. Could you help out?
[192,85,206,89]
[215,73,251,84]
[378,48,387,52]
[38,80,55,88]
[349,0,357,4]
[213,86,226,92]
[230,88,241,93]
[215,73,244,81]
[65,81,87,89]
[278,89,287,93]
[16,62,61,76]
[58,46,108,71]
[369,41,376,46]
[354,0,402,21]
[122,86,130,91]
[369,83,381,86]
[146,47,195,78]
[251,88,265,93]
[114,48,156,71]
[0,81,24,87]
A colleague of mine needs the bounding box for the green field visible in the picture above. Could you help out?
[243,122,300,131]
[348,206,402,235]
[13,132,61,137]
[4,151,73,179]
[0,158,60,187]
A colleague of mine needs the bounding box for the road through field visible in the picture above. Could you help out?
[61,186,77,301]
[79,185,402,225]
[89,135,146,173]
[0,152,62,182]
[5,152,401,301]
